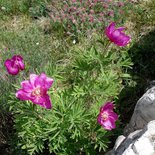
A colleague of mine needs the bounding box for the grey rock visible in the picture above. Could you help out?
[124,86,155,136]
[106,86,155,155]
[106,121,155,155]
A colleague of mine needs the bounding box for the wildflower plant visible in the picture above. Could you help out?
[1,1,133,153]
[8,31,133,154]
[1,0,153,154]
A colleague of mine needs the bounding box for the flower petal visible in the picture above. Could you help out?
[4,59,19,75]
[100,102,114,112]
[29,74,38,86]
[21,80,33,92]
[117,27,125,31]
[97,114,103,125]
[109,111,118,121]
[102,117,116,130]
[110,30,121,40]
[16,89,32,100]
[12,55,23,61]
[32,94,52,109]
[12,55,25,70]
[41,95,52,109]
[115,34,131,46]
[34,73,46,87]
[105,22,115,35]
[35,73,54,90]
[44,76,54,90]
[18,60,25,70]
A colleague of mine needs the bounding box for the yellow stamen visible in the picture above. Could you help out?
[102,113,108,121]
[32,87,41,97]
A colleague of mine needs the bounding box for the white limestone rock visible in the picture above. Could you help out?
[106,121,155,155]
[106,86,155,155]
[124,86,155,136]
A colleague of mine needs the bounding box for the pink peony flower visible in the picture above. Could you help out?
[4,55,25,75]
[97,102,118,130]
[16,73,54,109]
[105,22,131,46]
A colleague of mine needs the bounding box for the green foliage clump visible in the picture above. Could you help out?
[8,37,133,154]
[0,0,50,15]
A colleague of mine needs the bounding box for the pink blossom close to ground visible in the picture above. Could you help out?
[4,55,25,75]
[97,102,118,130]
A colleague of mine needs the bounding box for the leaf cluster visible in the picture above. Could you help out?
[8,38,133,154]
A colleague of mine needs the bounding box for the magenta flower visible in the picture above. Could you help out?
[97,102,118,130]
[16,73,54,109]
[105,22,131,46]
[4,55,25,75]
